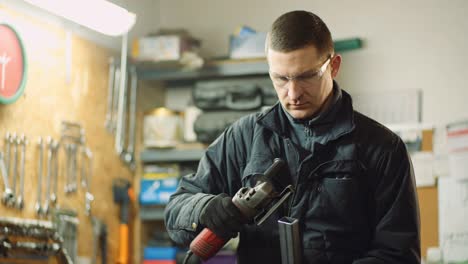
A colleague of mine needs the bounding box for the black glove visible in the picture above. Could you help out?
[199,193,245,239]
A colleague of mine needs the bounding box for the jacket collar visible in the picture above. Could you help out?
[257,82,356,144]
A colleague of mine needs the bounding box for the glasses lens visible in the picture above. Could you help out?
[270,57,330,88]
[271,76,288,87]
[296,74,321,87]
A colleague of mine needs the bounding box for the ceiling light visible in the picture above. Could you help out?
[23,0,136,36]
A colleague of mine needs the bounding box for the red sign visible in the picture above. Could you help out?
[0,24,27,104]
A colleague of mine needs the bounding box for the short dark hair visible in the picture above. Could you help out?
[267,10,334,56]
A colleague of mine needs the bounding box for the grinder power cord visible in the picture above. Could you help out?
[183,158,294,264]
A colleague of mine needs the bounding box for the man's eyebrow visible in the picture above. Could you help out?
[270,68,318,78]
[297,69,319,77]
[269,71,284,77]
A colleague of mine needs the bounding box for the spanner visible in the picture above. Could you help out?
[16,134,27,210]
[81,147,88,189]
[69,143,78,193]
[4,133,10,180]
[43,137,53,215]
[83,148,94,216]
[50,140,60,205]
[35,137,44,215]
[64,143,78,193]
[0,152,14,205]
[8,133,17,207]
[64,143,71,194]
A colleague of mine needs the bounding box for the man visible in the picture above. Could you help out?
[165,10,420,263]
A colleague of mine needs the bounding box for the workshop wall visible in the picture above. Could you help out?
[0,5,133,263]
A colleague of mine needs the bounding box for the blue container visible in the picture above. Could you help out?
[143,246,178,260]
[139,178,178,205]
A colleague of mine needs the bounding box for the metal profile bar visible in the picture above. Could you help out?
[278,216,302,264]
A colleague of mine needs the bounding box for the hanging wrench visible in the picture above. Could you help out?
[81,146,88,189]
[64,143,72,194]
[0,152,14,205]
[43,137,53,215]
[84,148,94,216]
[16,134,27,210]
[8,133,17,207]
[35,137,44,215]
[85,192,95,216]
[105,57,116,133]
[50,140,60,205]
[4,133,10,180]
[69,143,78,193]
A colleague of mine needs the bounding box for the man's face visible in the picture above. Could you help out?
[267,45,340,120]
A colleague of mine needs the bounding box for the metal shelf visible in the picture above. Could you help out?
[137,58,269,81]
[140,148,205,163]
[140,206,166,221]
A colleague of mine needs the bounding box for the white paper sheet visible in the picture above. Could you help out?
[411,152,435,187]
[438,178,468,262]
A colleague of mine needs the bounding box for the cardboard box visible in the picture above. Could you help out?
[132,30,200,62]
[229,32,267,59]
[133,35,181,61]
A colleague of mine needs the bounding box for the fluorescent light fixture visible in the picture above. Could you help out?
[23,0,136,36]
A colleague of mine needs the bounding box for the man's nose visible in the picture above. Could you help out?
[287,80,303,100]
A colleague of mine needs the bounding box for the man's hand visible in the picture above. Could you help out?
[199,193,245,239]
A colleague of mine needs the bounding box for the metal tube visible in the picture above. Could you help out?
[278,216,302,264]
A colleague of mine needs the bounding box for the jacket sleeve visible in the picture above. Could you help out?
[164,124,248,246]
[353,138,421,264]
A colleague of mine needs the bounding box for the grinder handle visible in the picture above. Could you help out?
[189,228,227,261]
[263,158,285,180]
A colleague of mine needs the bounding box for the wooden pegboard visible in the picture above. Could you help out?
[0,5,134,263]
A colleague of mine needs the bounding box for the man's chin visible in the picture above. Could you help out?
[288,109,313,120]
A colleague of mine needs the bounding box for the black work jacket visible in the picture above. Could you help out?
[165,89,421,264]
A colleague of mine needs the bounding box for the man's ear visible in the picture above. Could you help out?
[331,54,342,78]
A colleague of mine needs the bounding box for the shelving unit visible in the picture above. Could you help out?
[139,149,204,221]
[139,148,204,220]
